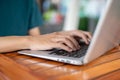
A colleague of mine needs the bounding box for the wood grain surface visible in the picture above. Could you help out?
[0,47,120,80]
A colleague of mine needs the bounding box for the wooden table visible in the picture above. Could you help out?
[0,47,120,80]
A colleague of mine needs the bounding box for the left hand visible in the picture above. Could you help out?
[54,30,92,43]
[51,30,92,50]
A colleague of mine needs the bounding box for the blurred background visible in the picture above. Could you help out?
[37,0,107,34]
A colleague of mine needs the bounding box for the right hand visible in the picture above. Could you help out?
[28,33,74,52]
[27,30,92,52]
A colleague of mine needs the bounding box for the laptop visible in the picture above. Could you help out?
[18,0,120,65]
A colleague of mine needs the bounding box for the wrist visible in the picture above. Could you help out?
[24,36,35,50]
[19,36,32,50]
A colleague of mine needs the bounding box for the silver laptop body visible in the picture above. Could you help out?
[18,0,120,65]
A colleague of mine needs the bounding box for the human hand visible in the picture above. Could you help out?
[55,30,92,44]
[27,30,92,52]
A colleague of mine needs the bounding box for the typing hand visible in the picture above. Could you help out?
[28,30,92,52]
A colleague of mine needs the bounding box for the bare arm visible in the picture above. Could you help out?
[0,36,29,53]
[0,27,41,53]
[0,30,92,53]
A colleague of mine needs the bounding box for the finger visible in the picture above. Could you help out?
[73,30,89,44]
[58,35,80,50]
[53,37,76,50]
[80,34,89,44]
[65,35,80,50]
[61,38,76,50]
[83,32,92,40]
[56,43,72,52]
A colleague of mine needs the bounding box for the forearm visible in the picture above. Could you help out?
[0,36,29,53]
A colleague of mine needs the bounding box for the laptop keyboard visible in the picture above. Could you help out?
[49,42,89,58]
